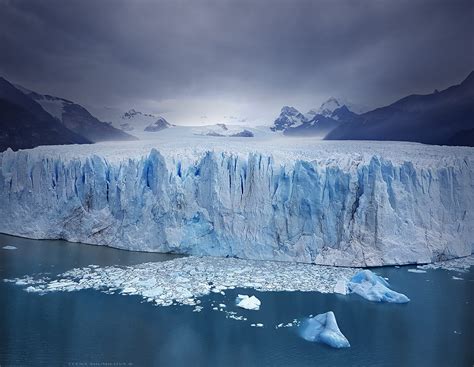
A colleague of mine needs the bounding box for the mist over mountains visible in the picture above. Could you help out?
[0,71,473,151]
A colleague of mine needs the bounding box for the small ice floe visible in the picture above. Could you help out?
[407,269,426,273]
[275,320,298,329]
[251,323,264,328]
[219,303,226,308]
[122,287,137,294]
[2,245,17,250]
[348,270,409,303]
[298,311,350,348]
[452,276,463,280]
[453,330,462,335]
[192,306,203,312]
[235,294,261,310]
[225,311,247,321]
[407,269,427,274]
[333,279,347,295]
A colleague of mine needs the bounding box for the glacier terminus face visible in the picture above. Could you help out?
[0,131,473,267]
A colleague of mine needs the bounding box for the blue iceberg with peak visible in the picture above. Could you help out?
[348,269,409,303]
[298,311,350,348]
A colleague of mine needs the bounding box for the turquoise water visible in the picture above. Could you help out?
[1,234,473,366]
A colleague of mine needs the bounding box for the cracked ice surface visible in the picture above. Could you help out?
[1,135,473,267]
[5,256,356,306]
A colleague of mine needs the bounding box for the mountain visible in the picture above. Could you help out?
[306,97,368,118]
[0,77,90,151]
[271,106,307,131]
[88,107,172,133]
[19,87,136,143]
[271,100,360,137]
[326,71,474,146]
[144,117,171,132]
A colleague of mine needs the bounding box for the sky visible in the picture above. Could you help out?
[1,0,473,125]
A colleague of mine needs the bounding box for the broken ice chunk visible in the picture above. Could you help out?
[2,245,17,250]
[235,294,261,310]
[333,279,347,295]
[298,311,350,348]
[348,270,409,303]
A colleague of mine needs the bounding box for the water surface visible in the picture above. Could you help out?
[1,234,473,366]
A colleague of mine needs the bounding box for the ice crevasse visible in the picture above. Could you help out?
[0,140,473,267]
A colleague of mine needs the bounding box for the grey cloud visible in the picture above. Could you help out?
[0,0,473,123]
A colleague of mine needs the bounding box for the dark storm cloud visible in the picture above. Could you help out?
[0,0,473,122]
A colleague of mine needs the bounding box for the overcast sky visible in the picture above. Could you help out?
[1,0,473,125]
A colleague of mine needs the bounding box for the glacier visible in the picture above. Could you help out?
[0,132,473,266]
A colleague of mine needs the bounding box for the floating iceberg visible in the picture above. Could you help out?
[235,295,261,310]
[348,270,409,303]
[0,137,472,267]
[298,311,350,348]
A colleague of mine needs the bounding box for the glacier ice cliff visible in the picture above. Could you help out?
[0,137,473,266]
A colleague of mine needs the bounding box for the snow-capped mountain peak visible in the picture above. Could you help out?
[313,97,343,117]
[271,106,307,131]
[121,108,156,120]
[144,116,171,132]
[307,97,368,118]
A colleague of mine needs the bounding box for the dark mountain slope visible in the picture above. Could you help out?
[326,71,474,146]
[0,78,90,151]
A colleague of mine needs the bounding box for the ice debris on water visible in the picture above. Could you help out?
[235,295,261,310]
[348,270,410,303]
[2,245,17,250]
[6,256,356,307]
[417,255,474,273]
[298,311,350,348]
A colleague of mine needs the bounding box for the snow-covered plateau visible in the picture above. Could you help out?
[0,127,473,266]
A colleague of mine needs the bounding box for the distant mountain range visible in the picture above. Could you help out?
[0,77,136,151]
[1,71,473,152]
[273,71,474,146]
[88,106,173,133]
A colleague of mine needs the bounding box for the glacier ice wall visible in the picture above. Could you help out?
[0,146,473,266]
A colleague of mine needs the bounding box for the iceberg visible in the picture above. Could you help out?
[298,311,350,348]
[0,136,473,266]
[235,294,261,310]
[348,270,409,303]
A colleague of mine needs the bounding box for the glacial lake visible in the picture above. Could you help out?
[1,233,473,367]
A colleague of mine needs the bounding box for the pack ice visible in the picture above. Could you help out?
[0,131,473,266]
